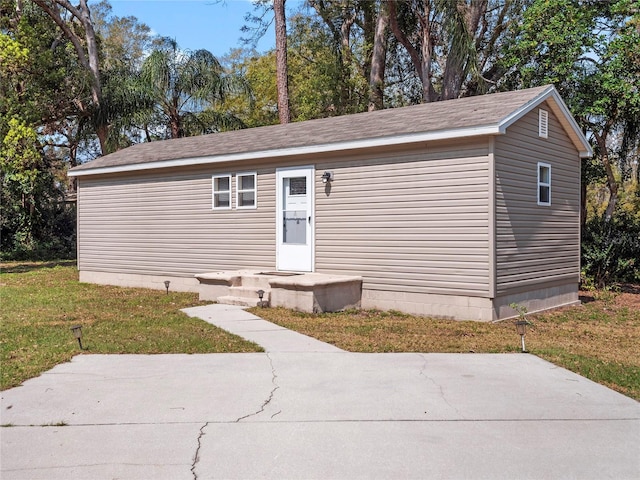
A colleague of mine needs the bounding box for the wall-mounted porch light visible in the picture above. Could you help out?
[70,325,83,350]
[321,171,334,183]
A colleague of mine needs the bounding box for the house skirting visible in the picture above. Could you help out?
[493,283,580,320]
[362,289,495,321]
[362,282,579,322]
[78,270,579,321]
[79,270,201,293]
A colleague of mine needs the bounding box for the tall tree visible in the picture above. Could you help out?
[239,0,292,122]
[140,39,248,139]
[388,0,523,102]
[0,29,74,258]
[274,0,291,123]
[368,2,389,111]
[31,0,109,153]
[501,0,640,222]
[308,0,377,113]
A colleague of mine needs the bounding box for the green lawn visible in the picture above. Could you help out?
[0,262,261,390]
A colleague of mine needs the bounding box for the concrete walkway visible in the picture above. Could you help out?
[1,305,639,479]
[182,304,344,353]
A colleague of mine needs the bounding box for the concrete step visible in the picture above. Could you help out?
[238,274,273,289]
[228,286,271,301]
[217,295,270,308]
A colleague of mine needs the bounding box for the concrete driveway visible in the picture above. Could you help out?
[1,305,639,479]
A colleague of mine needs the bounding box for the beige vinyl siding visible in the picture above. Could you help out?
[494,103,581,295]
[315,140,491,296]
[77,166,276,276]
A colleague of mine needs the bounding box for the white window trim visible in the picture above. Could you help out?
[236,171,257,209]
[212,174,232,210]
[537,162,551,206]
[539,109,549,138]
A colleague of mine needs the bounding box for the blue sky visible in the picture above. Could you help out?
[106,0,283,58]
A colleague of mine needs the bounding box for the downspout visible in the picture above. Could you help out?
[488,137,497,309]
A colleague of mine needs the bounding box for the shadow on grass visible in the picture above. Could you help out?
[579,295,596,304]
[620,284,640,295]
[1,260,77,274]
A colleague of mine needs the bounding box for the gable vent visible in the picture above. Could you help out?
[539,109,549,138]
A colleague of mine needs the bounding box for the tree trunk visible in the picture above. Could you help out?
[594,130,619,221]
[169,105,183,138]
[368,3,388,111]
[339,6,356,111]
[309,0,357,114]
[388,0,436,102]
[580,170,587,230]
[441,0,486,100]
[274,0,290,124]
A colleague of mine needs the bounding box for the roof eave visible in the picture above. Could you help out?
[68,124,501,177]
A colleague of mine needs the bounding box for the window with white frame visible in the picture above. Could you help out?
[236,172,257,209]
[537,162,551,206]
[212,174,231,209]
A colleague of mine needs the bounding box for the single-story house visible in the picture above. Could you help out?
[68,85,592,321]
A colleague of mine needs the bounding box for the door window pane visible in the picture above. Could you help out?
[283,210,306,244]
[289,177,306,195]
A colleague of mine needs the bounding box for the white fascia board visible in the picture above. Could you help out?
[68,124,501,177]
[498,85,593,158]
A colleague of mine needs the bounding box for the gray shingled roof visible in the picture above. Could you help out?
[71,86,553,173]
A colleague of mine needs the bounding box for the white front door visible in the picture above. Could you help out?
[276,166,314,272]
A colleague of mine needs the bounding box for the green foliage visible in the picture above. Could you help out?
[500,0,595,90]
[287,13,363,119]
[224,11,369,127]
[509,302,529,320]
[222,49,279,128]
[0,119,75,260]
[581,212,640,288]
[140,38,249,138]
[1,118,40,186]
[0,33,29,71]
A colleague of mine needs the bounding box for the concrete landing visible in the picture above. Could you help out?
[195,270,362,313]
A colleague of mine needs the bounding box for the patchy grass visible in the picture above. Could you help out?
[249,289,640,400]
[3,261,638,400]
[0,262,261,390]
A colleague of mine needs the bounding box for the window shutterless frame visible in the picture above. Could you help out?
[236,172,257,209]
[212,174,232,210]
[537,162,551,206]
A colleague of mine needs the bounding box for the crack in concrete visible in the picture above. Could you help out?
[191,422,208,480]
[189,354,279,478]
[236,353,280,423]
[417,354,465,419]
